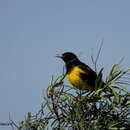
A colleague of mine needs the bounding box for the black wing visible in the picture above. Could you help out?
[78,62,97,87]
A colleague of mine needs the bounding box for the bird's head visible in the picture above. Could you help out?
[56,52,78,64]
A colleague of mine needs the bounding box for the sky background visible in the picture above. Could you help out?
[0,0,130,129]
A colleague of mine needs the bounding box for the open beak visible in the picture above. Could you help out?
[56,54,63,58]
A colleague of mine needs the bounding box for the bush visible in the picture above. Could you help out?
[18,64,130,130]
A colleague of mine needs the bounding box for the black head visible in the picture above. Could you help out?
[56,52,78,64]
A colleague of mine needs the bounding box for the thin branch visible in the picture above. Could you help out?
[9,113,19,129]
[95,39,104,65]
[0,122,12,126]
[91,38,104,72]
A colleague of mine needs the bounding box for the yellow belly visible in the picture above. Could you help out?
[66,66,92,90]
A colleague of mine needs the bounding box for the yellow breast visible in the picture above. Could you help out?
[66,66,90,90]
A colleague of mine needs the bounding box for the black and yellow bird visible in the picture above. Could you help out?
[56,52,98,91]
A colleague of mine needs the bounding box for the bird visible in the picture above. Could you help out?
[56,52,98,91]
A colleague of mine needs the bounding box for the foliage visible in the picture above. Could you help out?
[17,64,130,130]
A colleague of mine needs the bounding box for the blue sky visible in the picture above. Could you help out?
[0,0,130,129]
